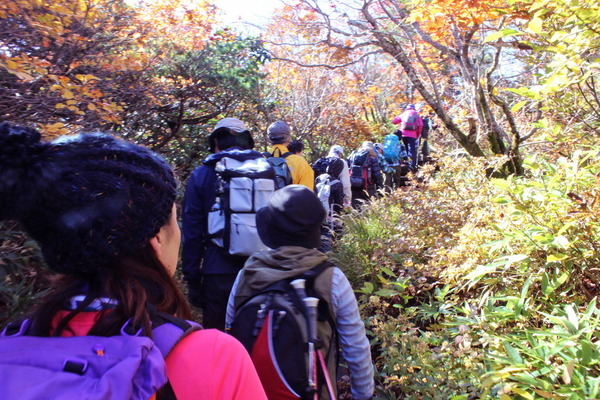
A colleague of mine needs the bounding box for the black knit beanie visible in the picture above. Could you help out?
[0,123,177,276]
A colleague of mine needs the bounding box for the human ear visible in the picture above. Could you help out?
[149,235,162,257]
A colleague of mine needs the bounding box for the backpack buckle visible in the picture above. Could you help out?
[1,319,30,337]
[63,358,88,375]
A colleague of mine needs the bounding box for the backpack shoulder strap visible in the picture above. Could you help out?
[281,151,292,158]
[151,311,202,359]
[151,312,202,400]
[301,260,333,281]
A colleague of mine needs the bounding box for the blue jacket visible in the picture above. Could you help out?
[181,148,266,280]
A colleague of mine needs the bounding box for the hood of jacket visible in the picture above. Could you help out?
[233,246,328,307]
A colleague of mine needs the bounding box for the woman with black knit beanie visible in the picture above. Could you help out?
[0,123,267,399]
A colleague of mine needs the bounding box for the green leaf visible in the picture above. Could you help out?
[492,196,513,204]
[359,282,374,294]
[565,305,579,332]
[512,372,539,386]
[483,28,522,43]
[580,339,593,365]
[503,342,524,364]
[375,289,397,297]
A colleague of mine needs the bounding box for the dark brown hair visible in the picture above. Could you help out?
[30,240,192,337]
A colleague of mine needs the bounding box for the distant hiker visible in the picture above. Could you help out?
[382,132,408,189]
[226,185,374,400]
[182,117,271,331]
[265,121,314,190]
[419,111,437,164]
[0,123,267,399]
[287,139,306,156]
[315,153,346,252]
[347,141,384,208]
[393,104,423,173]
[374,143,394,190]
[312,144,351,208]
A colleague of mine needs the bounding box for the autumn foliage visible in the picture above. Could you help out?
[0,0,215,136]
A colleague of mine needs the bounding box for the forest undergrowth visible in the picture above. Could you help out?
[332,152,600,399]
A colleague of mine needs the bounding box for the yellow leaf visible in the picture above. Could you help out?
[55,103,66,109]
[532,389,560,399]
[6,59,17,69]
[87,103,97,111]
[48,122,65,129]
[512,387,534,400]
[62,90,74,99]
[528,18,543,34]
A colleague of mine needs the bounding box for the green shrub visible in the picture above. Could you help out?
[0,222,51,326]
[336,150,600,398]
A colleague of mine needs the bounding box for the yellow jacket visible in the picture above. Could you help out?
[268,144,314,190]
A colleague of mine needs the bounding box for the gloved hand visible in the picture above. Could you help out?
[186,279,205,309]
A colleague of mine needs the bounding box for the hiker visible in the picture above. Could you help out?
[225,185,374,400]
[374,143,394,190]
[265,121,314,189]
[419,111,437,164]
[347,141,384,208]
[0,123,267,399]
[393,104,423,173]
[381,132,408,189]
[287,139,306,156]
[312,144,351,208]
[182,117,265,330]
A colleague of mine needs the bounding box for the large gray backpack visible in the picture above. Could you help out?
[207,153,276,256]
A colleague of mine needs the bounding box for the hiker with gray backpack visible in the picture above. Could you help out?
[347,141,384,208]
[182,117,275,331]
[0,122,266,399]
[225,185,374,400]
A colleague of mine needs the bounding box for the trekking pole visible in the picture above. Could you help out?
[303,297,319,400]
[317,349,336,400]
[290,278,307,302]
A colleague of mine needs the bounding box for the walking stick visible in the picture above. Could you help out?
[317,349,336,400]
[303,297,319,400]
[290,278,307,302]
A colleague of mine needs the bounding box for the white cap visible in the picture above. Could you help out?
[213,117,248,133]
